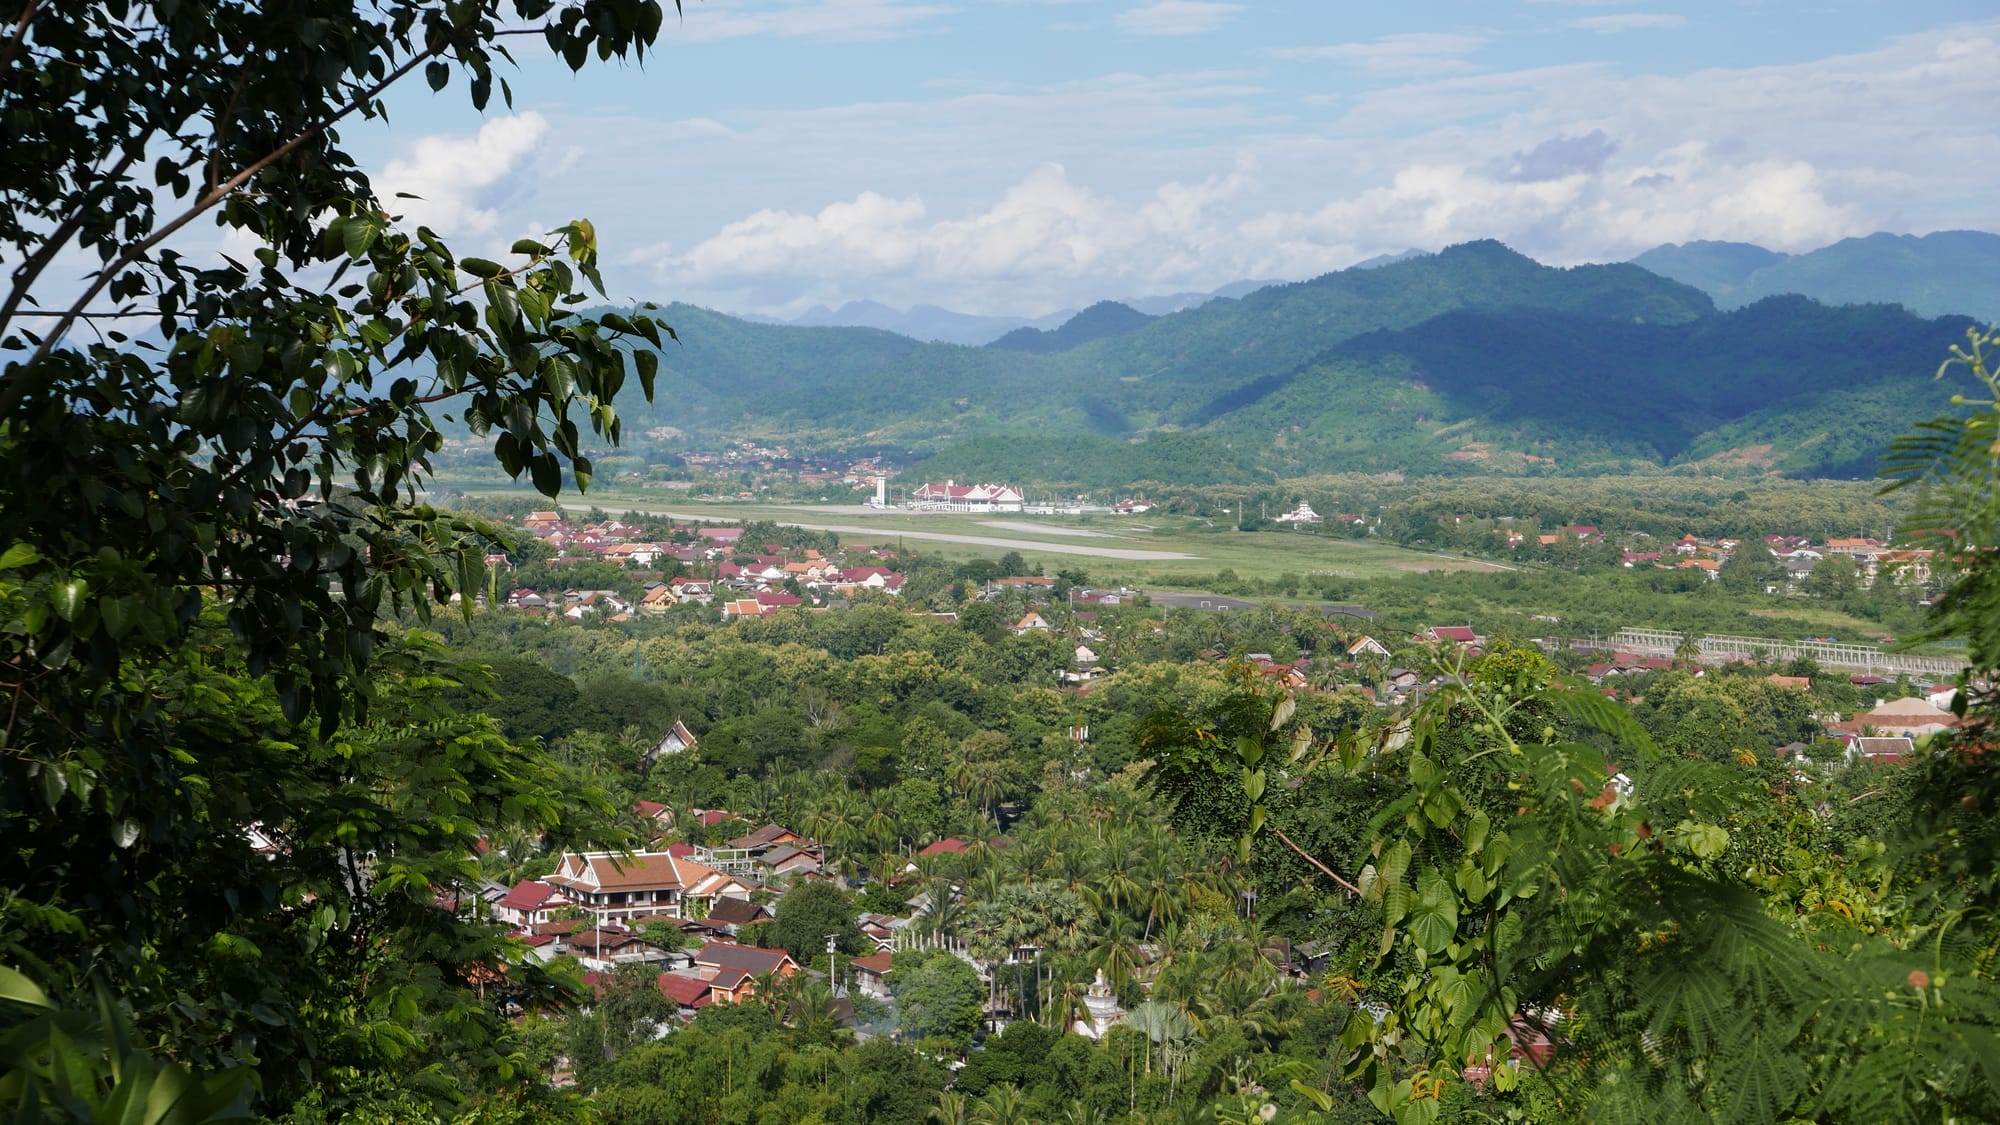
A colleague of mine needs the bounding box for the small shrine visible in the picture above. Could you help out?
[1072,970,1126,1039]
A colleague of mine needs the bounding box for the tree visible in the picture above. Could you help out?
[769,880,864,967]
[892,950,984,1050]
[0,0,672,1116]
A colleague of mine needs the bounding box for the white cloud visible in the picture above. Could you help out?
[534,19,2000,313]
[376,113,549,238]
[641,159,1266,312]
[667,0,953,43]
[1272,33,1488,77]
[1567,13,1686,33]
[1116,2,1243,37]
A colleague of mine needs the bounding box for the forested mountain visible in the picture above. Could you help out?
[987,300,1156,354]
[604,241,1975,485]
[771,299,1056,345]
[1632,230,2000,322]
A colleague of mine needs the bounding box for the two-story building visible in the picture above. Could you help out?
[542,850,752,926]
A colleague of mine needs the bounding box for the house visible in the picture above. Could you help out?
[852,951,895,999]
[563,590,630,619]
[1421,626,1480,647]
[703,896,774,936]
[1875,549,1934,585]
[755,845,822,881]
[1851,735,1915,764]
[507,588,550,610]
[1013,611,1051,634]
[721,597,764,619]
[658,971,716,1017]
[680,942,799,1003]
[699,527,745,545]
[639,585,678,612]
[668,577,714,604]
[1829,697,1959,739]
[917,837,971,859]
[493,880,572,929]
[568,924,680,971]
[633,800,676,830]
[1074,644,1099,666]
[643,720,699,766]
[542,850,751,925]
[727,823,807,856]
[1346,635,1392,660]
[754,590,803,611]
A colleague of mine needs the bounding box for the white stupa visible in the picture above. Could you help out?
[1072,969,1126,1039]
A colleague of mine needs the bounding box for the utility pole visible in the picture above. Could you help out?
[828,934,840,999]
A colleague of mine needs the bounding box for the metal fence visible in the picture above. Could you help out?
[1607,628,1965,678]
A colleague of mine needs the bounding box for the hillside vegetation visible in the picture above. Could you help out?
[598,241,1974,486]
[1633,230,2000,323]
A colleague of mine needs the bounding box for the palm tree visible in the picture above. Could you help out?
[968,1083,1035,1125]
[1058,1099,1106,1125]
[931,1090,970,1125]
[1091,915,1145,989]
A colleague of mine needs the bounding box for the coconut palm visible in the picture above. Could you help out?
[968,1083,1035,1125]
[1091,914,1145,988]
[931,1090,970,1125]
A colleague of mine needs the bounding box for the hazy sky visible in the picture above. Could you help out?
[353,1,2000,317]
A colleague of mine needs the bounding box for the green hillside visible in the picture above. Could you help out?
[1198,296,1972,478]
[602,242,1971,484]
[1633,230,2000,323]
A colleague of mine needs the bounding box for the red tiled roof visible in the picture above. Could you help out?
[658,973,714,1007]
[695,942,796,977]
[496,880,560,912]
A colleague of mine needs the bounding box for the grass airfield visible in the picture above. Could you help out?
[463,486,1508,590]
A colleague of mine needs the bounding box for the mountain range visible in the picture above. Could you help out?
[1630,230,2000,323]
[596,237,1991,488]
[736,279,1279,345]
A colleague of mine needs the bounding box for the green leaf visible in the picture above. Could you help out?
[51,578,87,621]
[1380,838,1412,888]
[459,257,505,279]
[0,543,40,570]
[0,965,55,1008]
[341,214,379,260]
[1676,820,1731,860]
[529,453,562,497]
[635,348,658,399]
[1407,869,1459,953]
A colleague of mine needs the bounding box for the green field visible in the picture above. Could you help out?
[456,485,1510,589]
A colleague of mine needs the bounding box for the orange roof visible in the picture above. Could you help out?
[546,850,723,894]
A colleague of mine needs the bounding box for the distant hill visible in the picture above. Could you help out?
[748,279,1282,345]
[607,241,1973,486]
[779,300,1051,346]
[987,301,1156,354]
[1630,241,1790,299]
[1631,230,2000,323]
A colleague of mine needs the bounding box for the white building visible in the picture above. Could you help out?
[908,481,1025,513]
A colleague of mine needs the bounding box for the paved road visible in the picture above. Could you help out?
[556,504,1198,561]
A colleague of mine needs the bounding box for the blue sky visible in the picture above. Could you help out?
[350,1,2000,317]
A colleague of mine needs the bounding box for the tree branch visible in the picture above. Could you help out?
[0,149,141,338]
[0,0,40,74]
[1268,824,1362,896]
[2,35,457,413]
